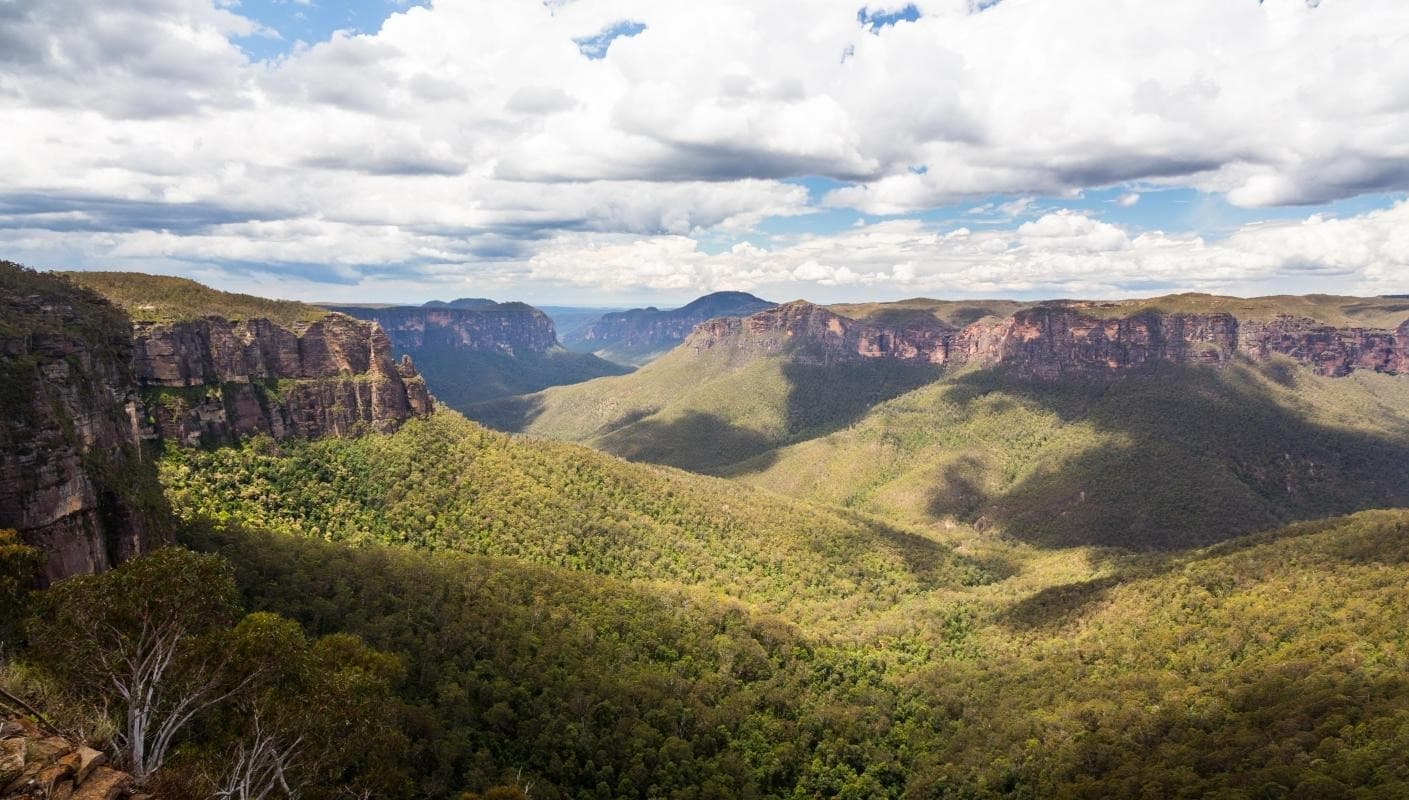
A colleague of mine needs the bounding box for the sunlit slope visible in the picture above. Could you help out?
[735,361,1409,550]
[161,410,987,625]
[898,508,1409,798]
[467,337,942,473]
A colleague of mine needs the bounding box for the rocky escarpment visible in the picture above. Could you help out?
[1,263,434,582]
[567,291,775,365]
[1238,316,1409,376]
[327,302,558,356]
[0,716,139,800]
[0,266,163,583]
[687,300,951,365]
[134,315,432,446]
[688,301,1409,378]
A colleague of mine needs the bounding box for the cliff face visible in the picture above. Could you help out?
[134,316,433,446]
[687,301,1409,378]
[567,291,775,365]
[0,266,162,582]
[1237,316,1409,377]
[688,301,951,364]
[328,303,557,356]
[1,264,433,583]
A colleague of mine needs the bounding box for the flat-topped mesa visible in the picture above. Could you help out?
[687,301,1409,378]
[327,302,559,356]
[135,313,433,446]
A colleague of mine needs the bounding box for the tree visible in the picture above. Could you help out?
[28,547,254,780]
[0,529,40,644]
[212,617,409,800]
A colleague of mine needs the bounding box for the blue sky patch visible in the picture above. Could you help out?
[858,4,921,32]
[233,0,430,62]
[574,20,648,60]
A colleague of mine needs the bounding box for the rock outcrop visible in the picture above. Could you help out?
[687,300,1409,378]
[0,266,159,582]
[1,263,433,582]
[567,291,775,365]
[0,716,140,800]
[134,316,433,446]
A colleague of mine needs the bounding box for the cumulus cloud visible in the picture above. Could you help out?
[518,201,1409,301]
[0,0,1407,299]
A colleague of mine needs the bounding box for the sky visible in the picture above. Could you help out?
[2,0,1408,307]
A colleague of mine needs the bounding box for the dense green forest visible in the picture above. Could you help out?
[159,411,987,627]
[14,501,1408,797]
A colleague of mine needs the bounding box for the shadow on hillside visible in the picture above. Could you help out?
[779,363,943,448]
[845,511,996,589]
[595,410,782,474]
[999,509,1409,632]
[582,360,946,476]
[923,362,1409,552]
[998,575,1128,631]
[464,392,546,432]
[412,349,630,419]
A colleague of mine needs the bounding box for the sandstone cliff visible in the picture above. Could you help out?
[134,315,433,446]
[327,301,630,409]
[687,300,950,365]
[0,265,161,582]
[1,264,433,582]
[687,300,1409,378]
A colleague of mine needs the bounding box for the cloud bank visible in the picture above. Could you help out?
[0,0,1406,300]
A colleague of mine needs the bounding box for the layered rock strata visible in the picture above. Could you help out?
[688,301,1409,378]
[134,316,433,446]
[327,303,558,356]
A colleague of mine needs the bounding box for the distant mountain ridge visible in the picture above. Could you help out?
[564,290,775,365]
[326,300,630,410]
[420,297,498,309]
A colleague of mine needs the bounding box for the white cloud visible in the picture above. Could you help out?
[0,0,1408,300]
[511,201,1409,301]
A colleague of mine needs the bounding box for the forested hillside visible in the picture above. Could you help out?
[174,505,1409,799]
[480,294,1409,550]
[469,337,943,472]
[160,411,988,626]
[738,361,1409,549]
